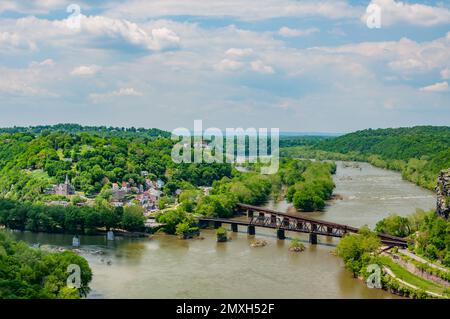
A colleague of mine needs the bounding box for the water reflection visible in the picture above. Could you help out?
[10,161,430,299]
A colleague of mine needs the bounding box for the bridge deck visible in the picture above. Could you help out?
[197,203,408,247]
[236,203,407,244]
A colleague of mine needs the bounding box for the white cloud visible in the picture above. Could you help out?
[215,59,245,72]
[0,0,71,14]
[250,60,274,74]
[278,27,319,38]
[0,79,48,96]
[71,65,101,76]
[362,0,450,27]
[225,48,253,57]
[78,15,181,51]
[5,15,180,53]
[314,35,450,74]
[0,31,37,52]
[106,0,361,21]
[441,68,450,80]
[30,59,55,68]
[419,81,449,93]
[150,27,181,50]
[89,87,143,102]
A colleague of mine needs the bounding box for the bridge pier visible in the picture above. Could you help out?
[214,221,222,229]
[198,220,209,228]
[231,223,238,232]
[309,233,317,245]
[277,229,285,240]
[247,225,255,235]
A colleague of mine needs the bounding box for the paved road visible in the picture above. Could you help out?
[399,249,449,273]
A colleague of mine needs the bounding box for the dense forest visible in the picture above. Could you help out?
[0,123,170,139]
[0,126,231,200]
[0,231,92,298]
[281,126,450,190]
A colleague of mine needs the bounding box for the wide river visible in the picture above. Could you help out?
[11,161,435,298]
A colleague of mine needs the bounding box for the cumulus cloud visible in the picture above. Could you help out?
[6,15,180,53]
[106,0,361,21]
[314,35,450,74]
[419,81,449,93]
[250,60,274,74]
[215,59,245,72]
[30,59,55,68]
[89,87,143,102]
[0,79,48,96]
[71,65,101,76]
[0,0,71,14]
[78,15,181,51]
[278,27,319,38]
[441,68,450,80]
[225,48,253,57]
[362,0,450,27]
[0,32,37,52]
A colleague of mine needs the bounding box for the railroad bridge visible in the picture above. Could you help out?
[198,203,408,247]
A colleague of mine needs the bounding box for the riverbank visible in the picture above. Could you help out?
[7,161,435,299]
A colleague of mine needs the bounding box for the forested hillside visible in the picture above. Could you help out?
[0,125,231,201]
[0,123,170,139]
[282,126,450,190]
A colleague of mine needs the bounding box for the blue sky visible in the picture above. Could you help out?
[0,0,449,133]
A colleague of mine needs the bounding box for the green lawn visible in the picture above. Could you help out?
[380,256,446,295]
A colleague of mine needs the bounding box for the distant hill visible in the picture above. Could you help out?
[316,126,450,161]
[281,126,450,190]
[0,123,171,139]
[280,131,342,137]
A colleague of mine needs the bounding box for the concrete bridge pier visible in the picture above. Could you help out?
[214,221,222,229]
[277,229,285,240]
[248,225,255,235]
[309,233,318,245]
[231,223,238,232]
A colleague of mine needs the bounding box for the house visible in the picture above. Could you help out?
[149,188,162,200]
[49,175,75,196]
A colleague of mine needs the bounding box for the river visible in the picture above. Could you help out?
[10,161,435,298]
